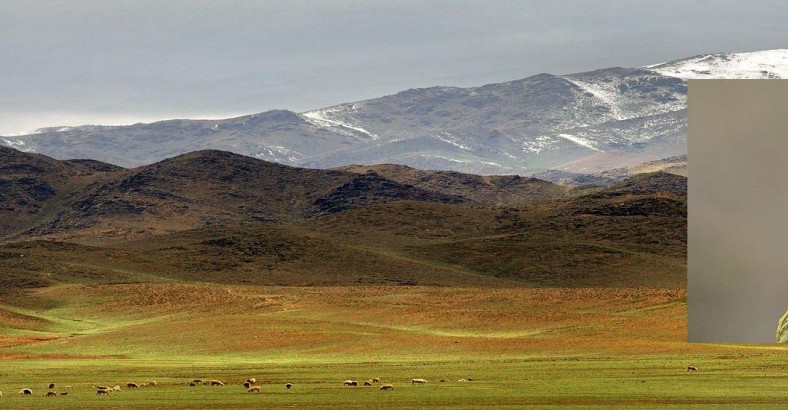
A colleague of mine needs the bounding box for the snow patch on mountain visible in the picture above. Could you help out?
[0,137,35,152]
[557,134,604,152]
[522,136,558,154]
[253,145,304,163]
[563,71,686,123]
[564,78,626,121]
[301,105,379,140]
[419,154,464,163]
[432,133,472,151]
[647,49,788,79]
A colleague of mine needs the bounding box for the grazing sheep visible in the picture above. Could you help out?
[411,378,427,384]
[285,383,292,389]
[48,383,55,389]
[243,381,251,389]
[687,366,699,372]
[19,388,32,395]
[364,381,373,386]
[60,392,68,396]
[0,390,3,397]
[246,378,257,385]
[127,382,139,389]
[379,384,394,390]
[248,385,261,393]
[458,379,468,382]
[113,386,121,392]
[210,380,225,386]
[192,379,204,384]
[147,380,157,386]
[371,378,380,383]
[45,391,57,397]
[439,379,447,382]
[95,385,111,390]
[189,382,196,387]
[96,388,111,396]
[343,380,358,386]
[467,378,474,381]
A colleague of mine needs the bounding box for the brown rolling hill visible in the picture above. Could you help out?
[337,163,569,204]
[0,147,686,292]
[2,149,476,241]
[0,146,122,238]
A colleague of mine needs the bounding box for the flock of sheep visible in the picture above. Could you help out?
[0,376,456,398]
[341,377,395,390]
[7,383,72,397]
[0,368,703,399]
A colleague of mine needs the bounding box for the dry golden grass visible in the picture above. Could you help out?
[1,284,696,359]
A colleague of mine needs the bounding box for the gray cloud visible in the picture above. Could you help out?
[2,0,788,134]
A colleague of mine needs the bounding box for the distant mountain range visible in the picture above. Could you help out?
[2,49,786,175]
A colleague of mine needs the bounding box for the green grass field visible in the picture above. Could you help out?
[1,284,786,408]
[1,354,786,409]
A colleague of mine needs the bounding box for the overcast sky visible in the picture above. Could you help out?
[1,0,787,135]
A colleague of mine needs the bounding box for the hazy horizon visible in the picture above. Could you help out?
[2,0,788,135]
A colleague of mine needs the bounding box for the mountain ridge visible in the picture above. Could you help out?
[0,145,686,289]
[4,49,782,175]
[0,146,685,244]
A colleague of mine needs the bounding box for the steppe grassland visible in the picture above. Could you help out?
[1,284,786,408]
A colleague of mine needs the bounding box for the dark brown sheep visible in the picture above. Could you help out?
[48,383,55,389]
[364,381,373,386]
[379,384,394,390]
[96,388,111,396]
[127,382,139,389]
[45,391,57,397]
[687,366,699,372]
[243,381,251,389]
[285,383,292,389]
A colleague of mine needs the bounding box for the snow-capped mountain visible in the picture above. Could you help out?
[647,49,788,79]
[2,49,786,174]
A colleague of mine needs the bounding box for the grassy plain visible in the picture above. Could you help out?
[1,284,786,408]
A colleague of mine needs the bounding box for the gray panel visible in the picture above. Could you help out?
[688,80,788,342]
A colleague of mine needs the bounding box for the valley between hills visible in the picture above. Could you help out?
[0,146,784,408]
